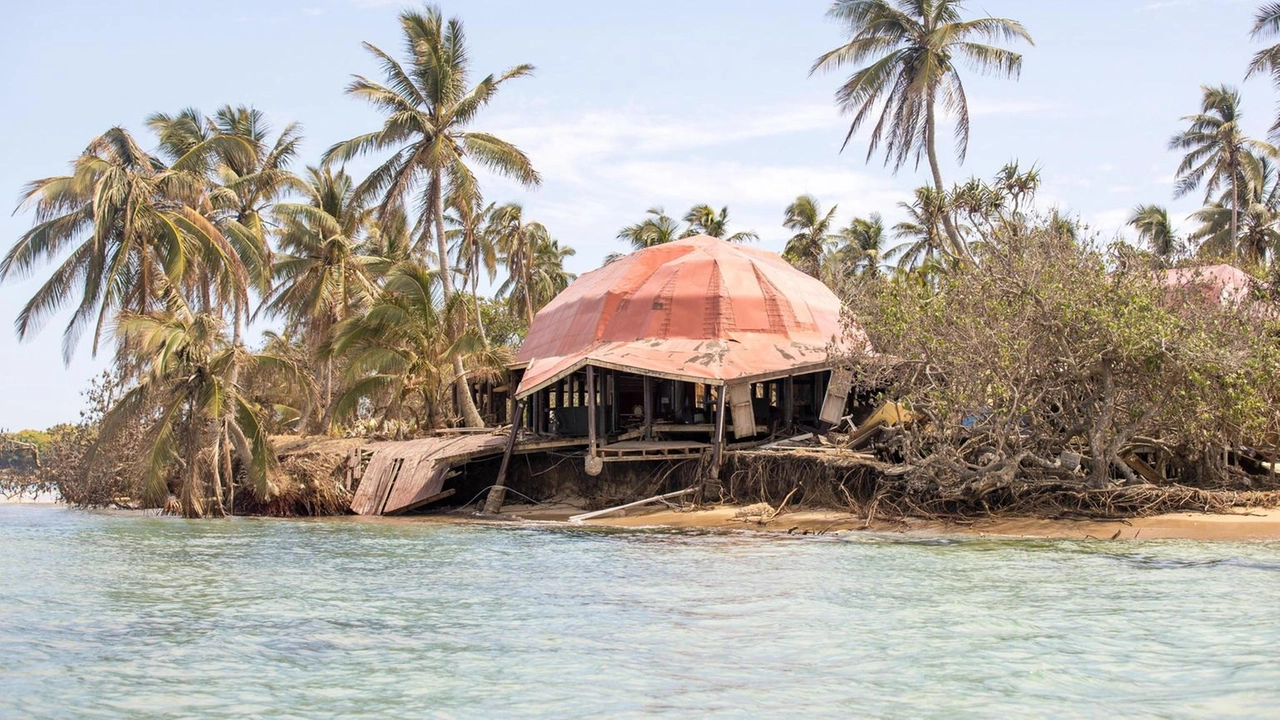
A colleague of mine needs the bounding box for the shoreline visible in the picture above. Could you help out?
[497,503,1280,542]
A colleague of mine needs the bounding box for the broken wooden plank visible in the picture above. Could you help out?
[569,487,697,523]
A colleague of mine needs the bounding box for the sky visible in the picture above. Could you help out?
[0,0,1273,429]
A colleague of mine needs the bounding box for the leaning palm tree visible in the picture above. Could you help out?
[1169,85,1275,249]
[1127,204,1179,264]
[617,207,682,250]
[331,263,491,433]
[886,186,951,268]
[811,0,1033,256]
[681,204,758,242]
[96,301,302,517]
[265,166,380,430]
[2,127,229,362]
[324,5,539,428]
[782,194,838,277]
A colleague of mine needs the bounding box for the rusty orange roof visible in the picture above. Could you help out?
[514,235,866,398]
[1159,264,1256,306]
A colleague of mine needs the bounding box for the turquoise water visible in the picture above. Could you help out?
[3,505,1280,718]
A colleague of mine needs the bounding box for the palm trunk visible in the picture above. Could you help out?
[1231,168,1240,261]
[472,268,489,346]
[926,94,966,261]
[432,173,485,428]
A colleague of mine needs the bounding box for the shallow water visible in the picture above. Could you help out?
[2,505,1280,718]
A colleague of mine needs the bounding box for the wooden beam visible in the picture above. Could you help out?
[783,376,794,427]
[642,375,654,440]
[712,386,727,471]
[483,400,525,515]
[587,365,598,456]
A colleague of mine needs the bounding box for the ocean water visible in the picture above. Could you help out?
[2,505,1279,719]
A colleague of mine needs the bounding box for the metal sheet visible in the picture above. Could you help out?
[515,236,871,398]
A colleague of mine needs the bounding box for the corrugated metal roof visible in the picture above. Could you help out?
[1160,264,1256,306]
[514,235,866,397]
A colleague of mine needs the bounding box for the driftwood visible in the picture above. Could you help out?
[569,487,696,522]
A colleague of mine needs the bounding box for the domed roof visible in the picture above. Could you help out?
[514,235,864,397]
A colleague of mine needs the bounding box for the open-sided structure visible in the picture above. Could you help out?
[507,234,866,470]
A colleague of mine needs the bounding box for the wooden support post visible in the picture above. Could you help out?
[783,376,794,428]
[587,366,598,456]
[642,375,654,440]
[712,386,727,473]
[483,400,525,515]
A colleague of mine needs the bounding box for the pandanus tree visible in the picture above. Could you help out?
[782,194,839,278]
[1127,204,1179,264]
[1169,85,1275,255]
[265,166,380,430]
[1,127,234,361]
[887,186,952,268]
[681,204,758,242]
[96,300,303,517]
[811,0,1033,259]
[324,5,541,428]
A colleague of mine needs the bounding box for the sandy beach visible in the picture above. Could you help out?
[500,502,1280,541]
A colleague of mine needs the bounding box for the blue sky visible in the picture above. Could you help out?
[0,0,1272,429]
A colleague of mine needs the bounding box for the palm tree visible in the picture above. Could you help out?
[681,204,758,242]
[527,237,577,315]
[1127,204,1179,264]
[1247,3,1280,137]
[842,213,889,277]
[265,166,379,430]
[1169,85,1275,250]
[447,192,497,344]
[1187,157,1280,265]
[887,186,950,268]
[617,207,682,250]
[324,5,539,428]
[811,0,1033,256]
[330,264,504,432]
[491,203,554,325]
[97,302,301,517]
[2,128,226,361]
[782,194,838,277]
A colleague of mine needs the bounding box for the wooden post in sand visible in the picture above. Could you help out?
[483,399,525,515]
[587,366,598,456]
[642,375,654,440]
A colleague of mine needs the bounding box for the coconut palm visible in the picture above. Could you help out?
[1187,158,1280,264]
[527,237,577,315]
[842,213,890,277]
[491,203,555,325]
[617,207,682,250]
[1127,204,1179,263]
[887,186,951,268]
[2,128,231,361]
[1248,3,1280,137]
[324,5,539,428]
[1169,85,1275,249]
[330,263,504,432]
[97,301,302,517]
[447,192,498,344]
[811,0,1033,256]
[265,167,380,430]
[681,204,758,242]
[782,194,839,277]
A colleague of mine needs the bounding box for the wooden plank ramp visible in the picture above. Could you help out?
[596,440,710,463]
[349,434,509,515]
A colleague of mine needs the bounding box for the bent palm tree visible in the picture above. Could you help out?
[1247,3,1280,137]
[1169,85,1275,250]
[97,303,301,517]
[325,5,539,428]
[811,0,1033,257]
[2,128,222,361]
[681,204,758,242]
[782,194,838,277]
[1127,204,1179,264]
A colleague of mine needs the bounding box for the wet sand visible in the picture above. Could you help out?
[502,502,1280,541]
